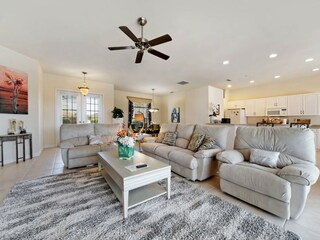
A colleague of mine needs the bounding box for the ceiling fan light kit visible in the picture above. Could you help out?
[108,17,172,63]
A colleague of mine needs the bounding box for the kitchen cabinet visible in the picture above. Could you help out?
[227,100,245,109]
[244,98,266,116]
[266,96,288,108]
[287,94,318,116]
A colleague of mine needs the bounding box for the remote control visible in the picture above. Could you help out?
[136,164,147,168]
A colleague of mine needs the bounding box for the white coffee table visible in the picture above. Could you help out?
[98,150,171,219]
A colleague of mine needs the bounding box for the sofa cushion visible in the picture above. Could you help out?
[154,145,181,159]
[141,142,165,154]
[234,127,316,168]
[175,124,195,148]
[68,145,101,159]
[101,135,114,144]
[220,163,291,202]
[162,132,177,146]
[168,150,198,170]
[68,136,89,146]
[198,136,219,150]
[237,162,279,174]
[100,143,117,152]
[94,123,121,136]
[89,135,103,145]
[193,125,229,150]
[250,149,279,168]
[159,123,178,133]
[187,133,205,152]
[60,124,94,142]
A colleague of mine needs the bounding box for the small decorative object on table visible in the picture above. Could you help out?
[115,130,136,160]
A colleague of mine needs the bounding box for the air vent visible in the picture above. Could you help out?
[177,81,189,85]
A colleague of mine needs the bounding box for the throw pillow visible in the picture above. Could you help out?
[162,132,178,146]
[155,132,166,143]
[89,135,103,145]
[216,150,244,164]
[187,133,205,152]
[250,149,280,168]
[198,136,219,150]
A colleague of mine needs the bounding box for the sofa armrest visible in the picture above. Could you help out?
[59,141,75,149]
[194,148,222,158]
[277,164,320,186]
[216,150,244,164]
[142,137,157,143]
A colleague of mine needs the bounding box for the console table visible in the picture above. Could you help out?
[0,133,33,166]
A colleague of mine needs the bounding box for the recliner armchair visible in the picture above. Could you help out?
[217,126,319,219]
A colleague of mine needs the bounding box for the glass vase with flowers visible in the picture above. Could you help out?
[115,130,136,160]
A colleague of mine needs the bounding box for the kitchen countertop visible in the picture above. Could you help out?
[207,123,320,129]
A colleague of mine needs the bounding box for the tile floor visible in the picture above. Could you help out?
[0,148,319,239]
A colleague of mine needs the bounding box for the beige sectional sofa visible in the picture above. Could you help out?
[141,123,229,181]
[217,126,319,219]
[59,123,120,168]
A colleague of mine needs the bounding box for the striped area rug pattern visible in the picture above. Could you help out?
[0,169,299,240]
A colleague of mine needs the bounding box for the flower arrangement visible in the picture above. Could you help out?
[116,130,136,147]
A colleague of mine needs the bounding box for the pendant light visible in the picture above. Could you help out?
[78,71,89,96]
[149,88,159,113]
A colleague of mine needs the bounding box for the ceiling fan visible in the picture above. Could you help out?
[108,17,172,63]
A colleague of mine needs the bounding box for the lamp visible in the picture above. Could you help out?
[78,71,89,96]
[149,88,159,113]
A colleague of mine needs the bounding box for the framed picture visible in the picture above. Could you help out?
[0,65,28,114]
[171,107,180,123]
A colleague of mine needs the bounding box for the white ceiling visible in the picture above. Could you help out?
[1,0,320,95]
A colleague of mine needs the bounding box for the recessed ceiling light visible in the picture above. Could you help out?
[249,80,255,83]
[312,68,319,72]
[274,75,280,79]
[269,53,278,58]
[227,84,232,88]
[305,58,314,62]
[223,60,230,65]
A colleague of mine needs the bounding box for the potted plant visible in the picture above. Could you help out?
[112,107,124,118]
[112,107,124,124]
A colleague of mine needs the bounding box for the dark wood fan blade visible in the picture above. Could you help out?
[148,48,170,60]
[108,46,135,50]
[119,26,139,42]
[135,51,144,63]
[148,34,172,47]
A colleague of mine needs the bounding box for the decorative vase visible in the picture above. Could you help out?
[118,144,134,160]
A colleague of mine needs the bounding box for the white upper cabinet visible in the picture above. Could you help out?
[244,98,266,116]
[266,96,288,108]
[227,100,245,109]
[287,93,318,116]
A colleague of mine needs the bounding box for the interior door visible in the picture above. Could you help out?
[55,90,103,145]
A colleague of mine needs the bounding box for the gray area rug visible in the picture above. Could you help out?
[0,169,300,240]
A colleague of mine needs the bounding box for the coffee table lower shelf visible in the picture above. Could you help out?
[103,173,167,209]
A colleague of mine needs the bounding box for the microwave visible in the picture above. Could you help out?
[266,108,288,116]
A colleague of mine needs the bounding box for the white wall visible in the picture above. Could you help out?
[114,90,161,127]
[0,45,43,164]
[43,73,114,147]
[160,91,186,124]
